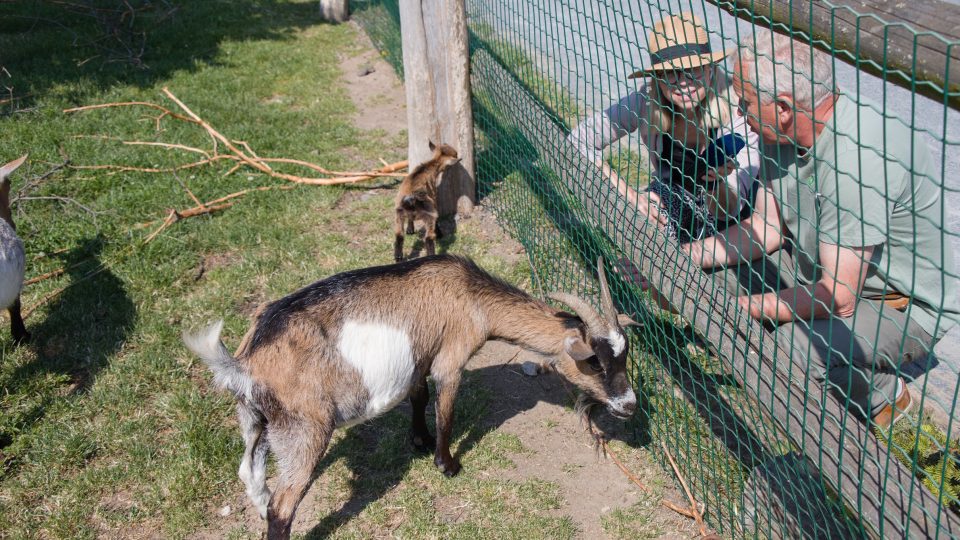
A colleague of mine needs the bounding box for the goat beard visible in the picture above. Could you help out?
[575,396,609,456]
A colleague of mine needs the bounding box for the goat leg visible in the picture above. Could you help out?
[424,215,437,257]
[406,215,415,235]
[266,418,333,540]
[433,374,462,477]
[9,298,29,345]
[409,373,435,453]
[393,210,406,263]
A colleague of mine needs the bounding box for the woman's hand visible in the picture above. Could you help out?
[614,257,650,291]
[638,190,670,227]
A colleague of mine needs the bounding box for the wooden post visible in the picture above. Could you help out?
[704,0,960,109]
[319,0,348,23]
[399,0,475,217]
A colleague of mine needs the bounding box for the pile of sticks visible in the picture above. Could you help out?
[65,87,408,243]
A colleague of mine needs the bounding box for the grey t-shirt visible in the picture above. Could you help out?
[761,95,960,338]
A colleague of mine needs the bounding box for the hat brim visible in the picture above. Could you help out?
[627,49,731,79]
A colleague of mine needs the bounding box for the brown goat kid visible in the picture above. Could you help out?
[393,141,460,262]
[184,255,639,540]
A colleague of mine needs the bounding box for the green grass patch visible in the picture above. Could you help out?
[0,2,570,538]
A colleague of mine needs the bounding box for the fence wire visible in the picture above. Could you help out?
[355,0,960,537]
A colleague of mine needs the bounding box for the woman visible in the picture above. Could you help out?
[568,13,760,243]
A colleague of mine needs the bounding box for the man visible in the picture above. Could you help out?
[657,29,960,429]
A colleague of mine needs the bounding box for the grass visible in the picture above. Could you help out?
[0,1,576,538]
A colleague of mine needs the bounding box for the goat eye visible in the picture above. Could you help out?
[585,356,603,373]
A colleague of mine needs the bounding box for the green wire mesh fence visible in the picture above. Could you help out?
[355,0,960,536]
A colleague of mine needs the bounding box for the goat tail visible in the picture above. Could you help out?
[400,195,418,211]
[183,320,252,400]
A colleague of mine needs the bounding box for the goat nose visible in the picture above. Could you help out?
[608,391,637,418]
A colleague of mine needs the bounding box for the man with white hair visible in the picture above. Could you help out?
[676,29,960,428]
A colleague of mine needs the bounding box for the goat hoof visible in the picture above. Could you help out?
[411,433,436,453]
[12,332,30,346]
[435,456,461,477]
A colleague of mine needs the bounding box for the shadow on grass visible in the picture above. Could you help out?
[0,0,327,109]
[23,236,135,390]
[0,236,134,461]
[302,359,638,538]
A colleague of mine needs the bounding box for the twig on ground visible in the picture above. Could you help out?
[134,184,296,230]
[660,440,708,537]
[16,196,100,219]
[33,247,70,261]
[63,100,197,128]
[123,140,211,156]
[12,158,71,203]
[143,202,233,244]
[579,408,708,529]
[172,172,205,208]
[70,156,233,174]
[24,268,65,286]
[23,265,107,320]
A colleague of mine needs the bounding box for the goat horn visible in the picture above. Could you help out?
[596,257,619,328]
[548,292,608,338]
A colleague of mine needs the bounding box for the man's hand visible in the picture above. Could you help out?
[737,293,775,322]
[736,242,876,324]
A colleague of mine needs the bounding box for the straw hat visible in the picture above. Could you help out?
[628,13,730,79]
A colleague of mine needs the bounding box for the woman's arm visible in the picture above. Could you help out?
[566,91,644,162]
[567,87,667,224]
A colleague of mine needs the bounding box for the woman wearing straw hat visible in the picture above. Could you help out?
[568,12,760,243]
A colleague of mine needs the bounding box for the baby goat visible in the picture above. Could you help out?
[0,155,29,345]
[184,255,638,540]
[393,141,460,262]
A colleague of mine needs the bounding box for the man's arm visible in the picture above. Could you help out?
[739,242,875,322]
[686,184,784,268]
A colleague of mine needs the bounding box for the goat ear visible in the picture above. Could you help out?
[617,313,641,327]
[564,336,595,362]
[0,154,27,180]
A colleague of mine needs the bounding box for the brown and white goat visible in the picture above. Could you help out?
[393,141,460,262]
[183,255,638,540]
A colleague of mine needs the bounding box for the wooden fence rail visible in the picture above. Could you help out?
[705,0,960,108]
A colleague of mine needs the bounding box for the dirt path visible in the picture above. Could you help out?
[464,340,701,539]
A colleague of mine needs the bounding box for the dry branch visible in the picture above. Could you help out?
[661,441,708,537]
[63,88,411,245]
[143,202,234,244]
[24,268,65,286]
[65,88,408,186]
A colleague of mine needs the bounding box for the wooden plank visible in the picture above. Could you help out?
[399,0,476,217]
[470,48,960,537]
[704,0,960,108]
